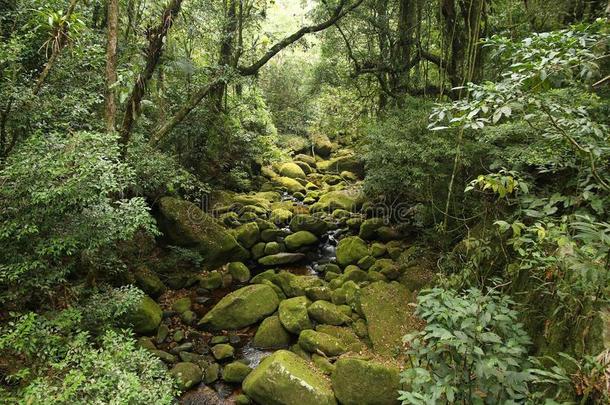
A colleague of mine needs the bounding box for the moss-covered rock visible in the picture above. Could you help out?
[211,343,234,360]
[358,281,419,356]
[359,218,385,240]
[310,133,333,158]
[253,315,291,349]
[357,255,376,270]
[316,325,364,352]
[312,353,335,375]
[308,300,352,326]
[233,222,260,249]
[272,176,306,193]
[289,214,329,236]
[398,264,435,291]
[306,286,333,302]
[294,154,317,166]
[279,296,312,334]
[310,190,362,213]
[264,241,282,255]
[270,208,294,225]
[172,297,191,313]
[317,154,364,177]
[198,284,279,330]
[336,236,369,267]
[258,252,306,266]
[126,295,162,335]
[279,162,307,179]
[298,329,347,356]
[331,357,401,405]
[343,266,369,283]
[371,242,387,257]
[243,350,337,405]
[251,242,266,259]
[275,272,323,297]
[158,197,248,267]
[228,262,251,283]
[134,268,166,298]
[222,361,252,383]
[170,362,203,391]
[199,270,223,289]
[285,231,318,251]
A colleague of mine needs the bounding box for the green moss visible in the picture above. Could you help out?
[222,361,252,383]
[278,296,312,334]
[298,329,347,356]
[170,362,203,391]
[126,296,162,335]
[279,162,307,179]
[284,231,318,251]
[253,315,292,349]
[331,357,400,405]
[307,300,351,326]
[336,236,369,267]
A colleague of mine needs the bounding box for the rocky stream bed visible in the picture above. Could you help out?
[127,149,435,405]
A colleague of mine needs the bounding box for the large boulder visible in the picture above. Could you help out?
[275,272,323,297]
[278,296,312,334]
[279,162,306,179]
[308,300,351,326]
[310,133,333,158]
[358,281,420,356]
[243,350,337,405]
[253,315,291,349]
[317,154,364,178]
[284,231,318,251]
[126,295,162,335]
[157,197,247,267]
[198,285,279,330]
[359,218,386,240]
[310,190,362,213]
[234,222,260,249]
[289,214,329,236]
[272,177,306,193]
[258,252,306,266]
[298,330,347,356]
[331,357,401,405]
[336,236,369,267]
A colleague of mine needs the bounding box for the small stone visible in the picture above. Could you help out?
[203,361,220,384]
[171,342,194,354]
[199,271,223,290]
[211,344,234,360]
[228,262,251,283]
[156,324,169,345]
[172,297,192,313]
[210,335,229,345]
[181,310,196,325]
[170,362,202,391]
[173,329,185,343]
[222,361,252,383]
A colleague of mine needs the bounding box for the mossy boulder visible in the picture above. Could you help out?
[336,236,369,267]
[298,329,347,356]
[228,262,251,283]
[308,300,351,326]
[275,272,323,297]
[211,343,234,360]
[253,315,291,349]
[233,222,260,249]
[134,268,166,298]
[377,226,401,242]
[264,241,282,255]
[126,296,162,335]
[316,325,364,352]
[294,154,317,166]
[279,296,312,334]
[270,208,294,225]
[312,353,335,375]
[157,197,247,267]
[310,190,362,213]
[172,297,191,313]
[198,285,279,330]
[285,231,318,251]
[295,161,313,175]
[251,242,266,259]
[306,286,333,302]
[358,282,419,356]
[357,255,376,270]
[371,243,387,257]
[243,350,337,405]
[331,357,401,405]
[317,154,364,177]
[258,252,306,266]
[289,214,329,236]
[359,218,385,240]
[310,133,333,158]
[272,176,306,193]
[222,361,252,383]
[279,162,306,179]
[170,362,203,391]
[199,270,223,289]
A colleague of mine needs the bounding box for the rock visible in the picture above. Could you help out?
[228,262,251,283]
[234,222,260,249]
[171,342,194,354]
[170,362,203,391]
[377,226,401,242]
[181,310,196,324]
[279,162,306,179]
[242,350,337,405]
[306,286,332,302]
[151,349,177,363]
[264,241,282,255]
[198,285,279,330]
[308,300,352,325]
[357,255,376,270]
[210,335,229,345]
[172,297,192,313]
[336,236,369,267]
[343,266,369,283]
[137,336,156,350]
[284,231,318,251]
[312,353,335,375]
[158,197,247,267]
[211,344,234,360]
[275,272,323,297]
[220,211,241,227]
[289,214,329,236]
[294,154,317,166]
[316,325,364,352]
[340,171,358,181]
[250,269,277,284]
[358,281,419,356]
[295,161,313,175]
[359,218,385,240]
[199,270,223,289]
[310,190,362,213]
[156,324,169,344]
[272,176,306,193]
[253,315,291,348]
[203,361,220,384]
[371,242,387,257]
[251,242,266,259]
[317,154,364,178]
[346,217,363,231]
[135,268,166,298]
[235,394,251,405]
[278,296,312,334]
[298,330,347,356]
[270,208,294,225]
[261,228,289,242]
[126,295,162,335]
[173,329,185,343]
[331,357,401,405]
[222,361,252,383]
[258,252,305,266]
[352,319,368,338]
[310,133,333,158]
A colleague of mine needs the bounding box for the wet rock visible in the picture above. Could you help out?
[242,350,337,405]
[258,252,306,266]
[252,315,291,349]
[336,236,369,267]
[170,362,203,391]
[298,329,347,356]
[211,344,234,360]
[308,300,352,326]
[331,357,401,405]
[228,262,251,283]
[284,231,318,251]
[199,284,279,330]
[278,296,312,334]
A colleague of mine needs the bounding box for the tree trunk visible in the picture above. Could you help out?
[105,0,119,133]
[118,0,183,155]
[211,0,237,110]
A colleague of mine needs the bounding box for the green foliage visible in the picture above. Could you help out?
[0,131,157,307]
[400,287,535,404]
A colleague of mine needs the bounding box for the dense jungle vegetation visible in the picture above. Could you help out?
[1,0,610,403]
